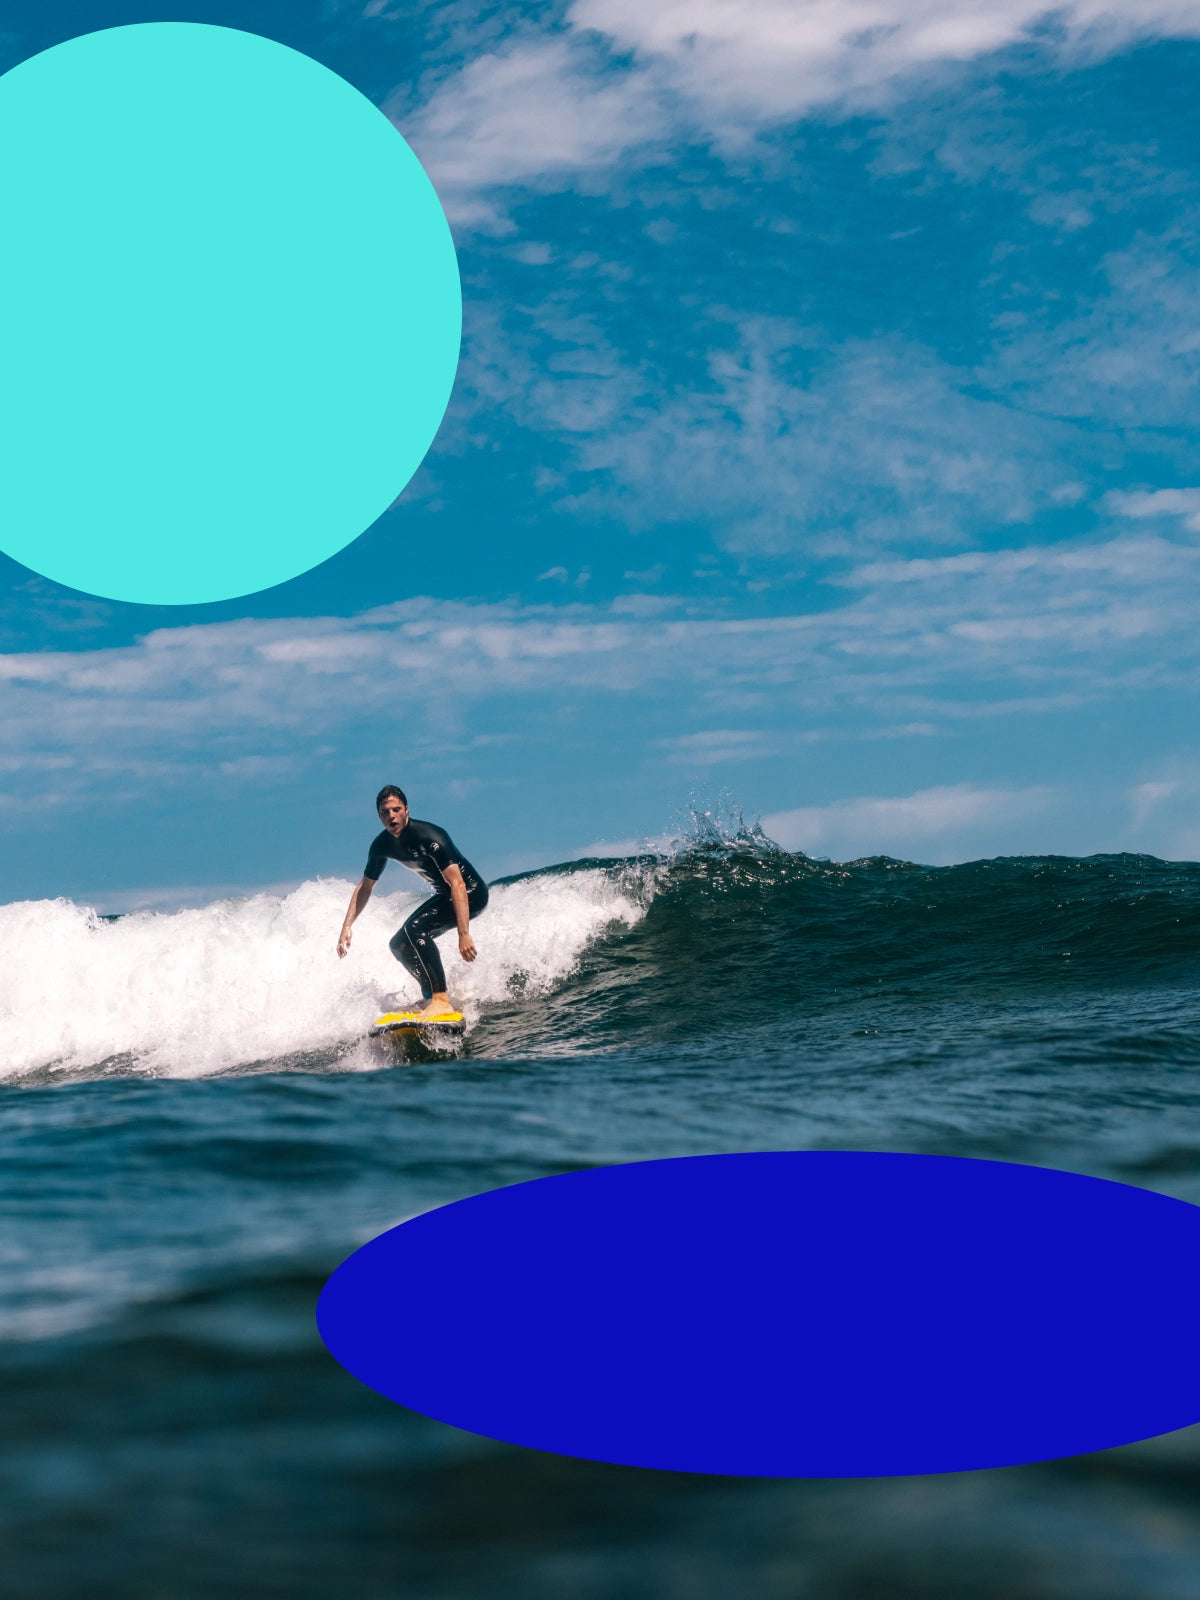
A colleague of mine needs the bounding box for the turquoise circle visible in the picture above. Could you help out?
[0,23,461,605]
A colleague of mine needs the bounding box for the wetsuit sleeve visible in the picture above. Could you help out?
[424,833,454,874]
[363,839,387,881]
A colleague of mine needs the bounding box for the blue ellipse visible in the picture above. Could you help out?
[316,1152,1200,1476]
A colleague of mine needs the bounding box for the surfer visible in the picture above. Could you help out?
[336,786,489,1019]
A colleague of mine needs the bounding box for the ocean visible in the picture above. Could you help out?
[3,814,1200,1599]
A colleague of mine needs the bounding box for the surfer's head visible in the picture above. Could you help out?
[377,786,409,836]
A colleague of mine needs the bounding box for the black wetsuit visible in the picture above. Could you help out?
[363,819,488,999]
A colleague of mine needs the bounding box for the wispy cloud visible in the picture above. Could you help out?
[397,33,675,230]
[1106,486,1200,532]
[572,836,644,859]
[658,728,790,764]
[762,781,1058,861]
[656,722,939,764]
[453,309,1091,558]
[0,522,1196,813]
[843,534,1200,586]
[1124,765,1200,861]
[563,331,1090,553]
[573,0,1200,128]
[1130,779,1179,830]
[402,0,1200,225]
[982,228,1200,430]
[398,7,1200,570]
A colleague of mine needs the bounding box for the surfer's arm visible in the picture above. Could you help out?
[337,876,375,958]
[440,863,477,963]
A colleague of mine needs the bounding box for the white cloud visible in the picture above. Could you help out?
[573,836,644,858]
[574,0,1200,130]
[610,593,681,615]
[1130,779,1179,830]
[441,230,1200,558]
[455,312,1084,554]
[762,781,1058,861]
[396,12,1200,567]
[844,534,1200,585]
[757,760,1200,867]
[1123,764,1200,857]
[398,34,674,229]
[584,333,1078,548]
[659,728,782,763]
[982,232,1200,429]
[0,525,1196,813]
[402,0,1200,222]
[654,724,936,761]
[1106,487,1200,533]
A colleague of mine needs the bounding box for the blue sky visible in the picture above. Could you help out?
[3,0,1200,906]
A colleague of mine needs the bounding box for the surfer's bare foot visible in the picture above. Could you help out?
[416,992,456,1017]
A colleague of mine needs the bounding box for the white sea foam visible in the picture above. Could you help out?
[0,868,648,1081]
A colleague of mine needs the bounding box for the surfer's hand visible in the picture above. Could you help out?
[459,932,477,962]
[337,927,352,958]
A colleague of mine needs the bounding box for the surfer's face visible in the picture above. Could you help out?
[379,797,409,836]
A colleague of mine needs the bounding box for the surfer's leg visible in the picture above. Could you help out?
[389,885,489,1014]
[413,882,490,1013]
[387,929,435,999]
[389,895,455,1004]
[410,882,490,1013]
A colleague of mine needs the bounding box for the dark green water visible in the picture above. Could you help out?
[4,839,1200,1598]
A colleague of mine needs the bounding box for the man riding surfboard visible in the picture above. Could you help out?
[336,786,488,1020]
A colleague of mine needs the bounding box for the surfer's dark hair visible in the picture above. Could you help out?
[376,785,408,811]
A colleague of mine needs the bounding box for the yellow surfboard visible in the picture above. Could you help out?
[369,1009,465,1037]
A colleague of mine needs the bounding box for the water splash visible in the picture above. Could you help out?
[668,790,785,857]
[0,868,646,1082]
